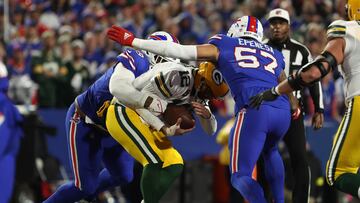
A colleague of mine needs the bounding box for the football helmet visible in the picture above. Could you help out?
[145,31,180,65]
[194,62,229,100]
[227,16,263,42]
[346,0,360,21]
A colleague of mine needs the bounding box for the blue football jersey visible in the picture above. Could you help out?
[76,49,150,124]
[208,34,290,112]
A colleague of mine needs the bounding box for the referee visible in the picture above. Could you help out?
[263,8,324,203]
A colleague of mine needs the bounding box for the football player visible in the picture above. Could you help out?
[107,40,229,202]
[0,61,23,203]
[44,32,179,203]
[107,15,295,203]
[250,0,360,199]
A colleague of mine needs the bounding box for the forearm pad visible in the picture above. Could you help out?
[288,51,338,90]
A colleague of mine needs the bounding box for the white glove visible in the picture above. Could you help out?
[162,118,195,137]
[147,96,168,116]
[165,121,181,136]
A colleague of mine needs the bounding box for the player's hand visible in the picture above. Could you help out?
[191,101,211,119]
[162,118,195,136]
[312,112,324,130]
[145,96,168,116]
[249,87,279,109]
[291,107,301,120]
[107,25,135,47]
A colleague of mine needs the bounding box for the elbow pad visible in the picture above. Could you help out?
[321,51,338,72]
[288,51,338,90]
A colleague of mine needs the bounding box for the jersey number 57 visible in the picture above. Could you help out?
[234,46,277,74]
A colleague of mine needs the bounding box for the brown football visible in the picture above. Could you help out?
[163,104,195,129]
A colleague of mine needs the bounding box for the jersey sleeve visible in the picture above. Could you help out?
[327,20,346,39]
[140,68,191,105]
[153,70,191,101]
[116,49,150,77]
[208,34,227,49]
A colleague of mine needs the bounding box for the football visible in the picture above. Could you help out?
[163,104,195,129]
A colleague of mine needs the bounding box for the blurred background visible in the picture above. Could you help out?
[0,0,357,203]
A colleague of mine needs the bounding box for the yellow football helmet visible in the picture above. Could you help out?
[194,62,229,99]
[346,0,360,21]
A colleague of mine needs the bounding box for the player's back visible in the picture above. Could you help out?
[209,34,289,112]
[327,20,360,101]
[76,49,150,124]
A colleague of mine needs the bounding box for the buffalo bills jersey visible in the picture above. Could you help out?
[76,49,150,124]
[208,34,289,112]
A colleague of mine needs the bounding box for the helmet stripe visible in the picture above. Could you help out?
[247,16,258,33]
[169,34,179,43]
[149,35,167,41]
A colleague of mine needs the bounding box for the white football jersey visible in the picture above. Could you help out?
[327,20,360,102]
[133,61,195,104]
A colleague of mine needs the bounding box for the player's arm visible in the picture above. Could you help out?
[107,25,219,62]
[109,63,167,114]
[250,38,344,108]
[192,101,217,135]
[277,38,344,94]
[136,108,193,136]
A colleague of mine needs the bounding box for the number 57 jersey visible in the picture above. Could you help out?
[209,34,290,112]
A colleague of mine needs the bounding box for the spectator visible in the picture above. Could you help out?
[83,31,103,78]
[66,39,90,96]
[7,44,31,77]
[30,30,65,107]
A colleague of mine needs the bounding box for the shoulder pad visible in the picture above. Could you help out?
[327,20,347,39]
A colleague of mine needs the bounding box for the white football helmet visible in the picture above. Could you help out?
[145,31,180,65]
[227,16,263,42]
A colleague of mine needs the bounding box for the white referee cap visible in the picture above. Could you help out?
[268,8,290,24]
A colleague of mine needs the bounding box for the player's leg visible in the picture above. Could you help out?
[326,97,360,198]
[262,107,290,203]
[0,154,16,203]
[229,108,267,203]
[282,113,310,203]
[106,103,184,203]
[94,137,135,194]
[143,137,183,201]
[44,104,103,203]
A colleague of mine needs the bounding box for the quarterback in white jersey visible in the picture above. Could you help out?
[249,0,360,199]
[107,59,228,203]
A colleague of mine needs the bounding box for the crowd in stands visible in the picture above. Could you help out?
[0,0,347,121]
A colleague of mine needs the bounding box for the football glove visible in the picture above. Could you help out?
[249,87,279,109]
[107,25,135,47]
